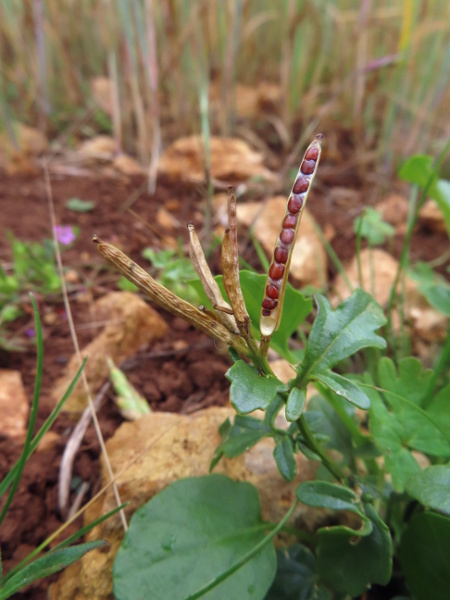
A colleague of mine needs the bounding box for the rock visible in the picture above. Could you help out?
[376,194,409,228]
[112,154,144,176]
[50,292,168,413]
[419,199,447,233]
[49,406,318,599]
[332,248,447,343]
[0,370,28,439]
[237,196,327,288]
[270,359,296,383]
[0,123,48,174]
[157,136,275,184]
[332,248,412,308]
[76,136,117,163]
[156,207,180,231]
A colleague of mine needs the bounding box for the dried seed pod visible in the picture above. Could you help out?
[93,236,250,357]
[260,134,322,341]
[221,228,251,338]
[188,222,239,334]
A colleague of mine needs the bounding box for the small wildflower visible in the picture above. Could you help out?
[25,327,35,338]
[54,225,76,246]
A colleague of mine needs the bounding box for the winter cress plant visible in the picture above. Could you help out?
[93,137,450,600]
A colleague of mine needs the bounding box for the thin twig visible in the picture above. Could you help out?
[44,162,128,532]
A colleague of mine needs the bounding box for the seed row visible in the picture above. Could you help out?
[260,135,322,329]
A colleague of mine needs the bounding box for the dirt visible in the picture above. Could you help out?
[0,165,448,599]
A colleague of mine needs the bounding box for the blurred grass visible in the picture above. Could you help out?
[0,0,448,171]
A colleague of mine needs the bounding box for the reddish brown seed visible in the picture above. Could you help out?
[262,308,272,316]
[269,262,285,280]
[305,146,319,161]
[293,176,309,194]
[262,298,278,310]
[283,214,297,229]
[266,284,279,299]
[280,228,295,244]
[274,246,288,264]
[288,195,303,214]
[301,159,316,175]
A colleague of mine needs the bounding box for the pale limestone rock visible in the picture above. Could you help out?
[49,407,318,599]
[51,292,168,413]
[112,154,145,176]
[157,135,275,184]
[237,196,327,288]
[76,136,117,163]
[376,194,409,228]
[0,370,28,439]
[269,359,296,383]
[156,207,180,231]
[419,199,448,233]
[332,248,447,343]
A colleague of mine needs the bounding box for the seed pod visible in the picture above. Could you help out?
[222,228,251,338]
[260,134,322,340]
[93,235,250,357]
[188,222,238,334]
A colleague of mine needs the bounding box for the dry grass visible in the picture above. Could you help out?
[0,0,449,172]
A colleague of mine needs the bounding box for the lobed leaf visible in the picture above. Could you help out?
[301,291,386,376]
[266,544,331,600]
[405,465,450,515]
[399,512,450,600]
[226,360,285,414]
[317,504,392,597]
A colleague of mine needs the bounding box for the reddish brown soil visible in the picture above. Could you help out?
[0,166,448,599]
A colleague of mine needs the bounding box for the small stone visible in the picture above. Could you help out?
[0,370,28,439]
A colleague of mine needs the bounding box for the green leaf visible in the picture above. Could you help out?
[299,290,386,380]
[285,388,306,422]
[117,276,138,292]
[405,465,450,515]
[226,360,285,414]
[142,247,176,268]
[317,503,392,597]
[366,362,450,470]
[399,155,450,236]
[312,371,370,410]
[422,283,450,316]
[0,541,106,600]
[65,197,96,212]
[296,481,362,515]
[378,356,433,407]
[189,271,312,361]
[366,382,423,491]
[399,154,435,188]
[221,415,272,458]
[353,208,395,245]
[400,512,450,600]
[266,544,331,600]
[305,394,357,467]
[274,437,297,482]
[427,384,450,431]
[113,475,276,600]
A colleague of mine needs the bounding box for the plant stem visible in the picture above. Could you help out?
[296,414,344,482]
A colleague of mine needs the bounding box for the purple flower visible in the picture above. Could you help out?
[25,328,35,338]
[54,225,76,246]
